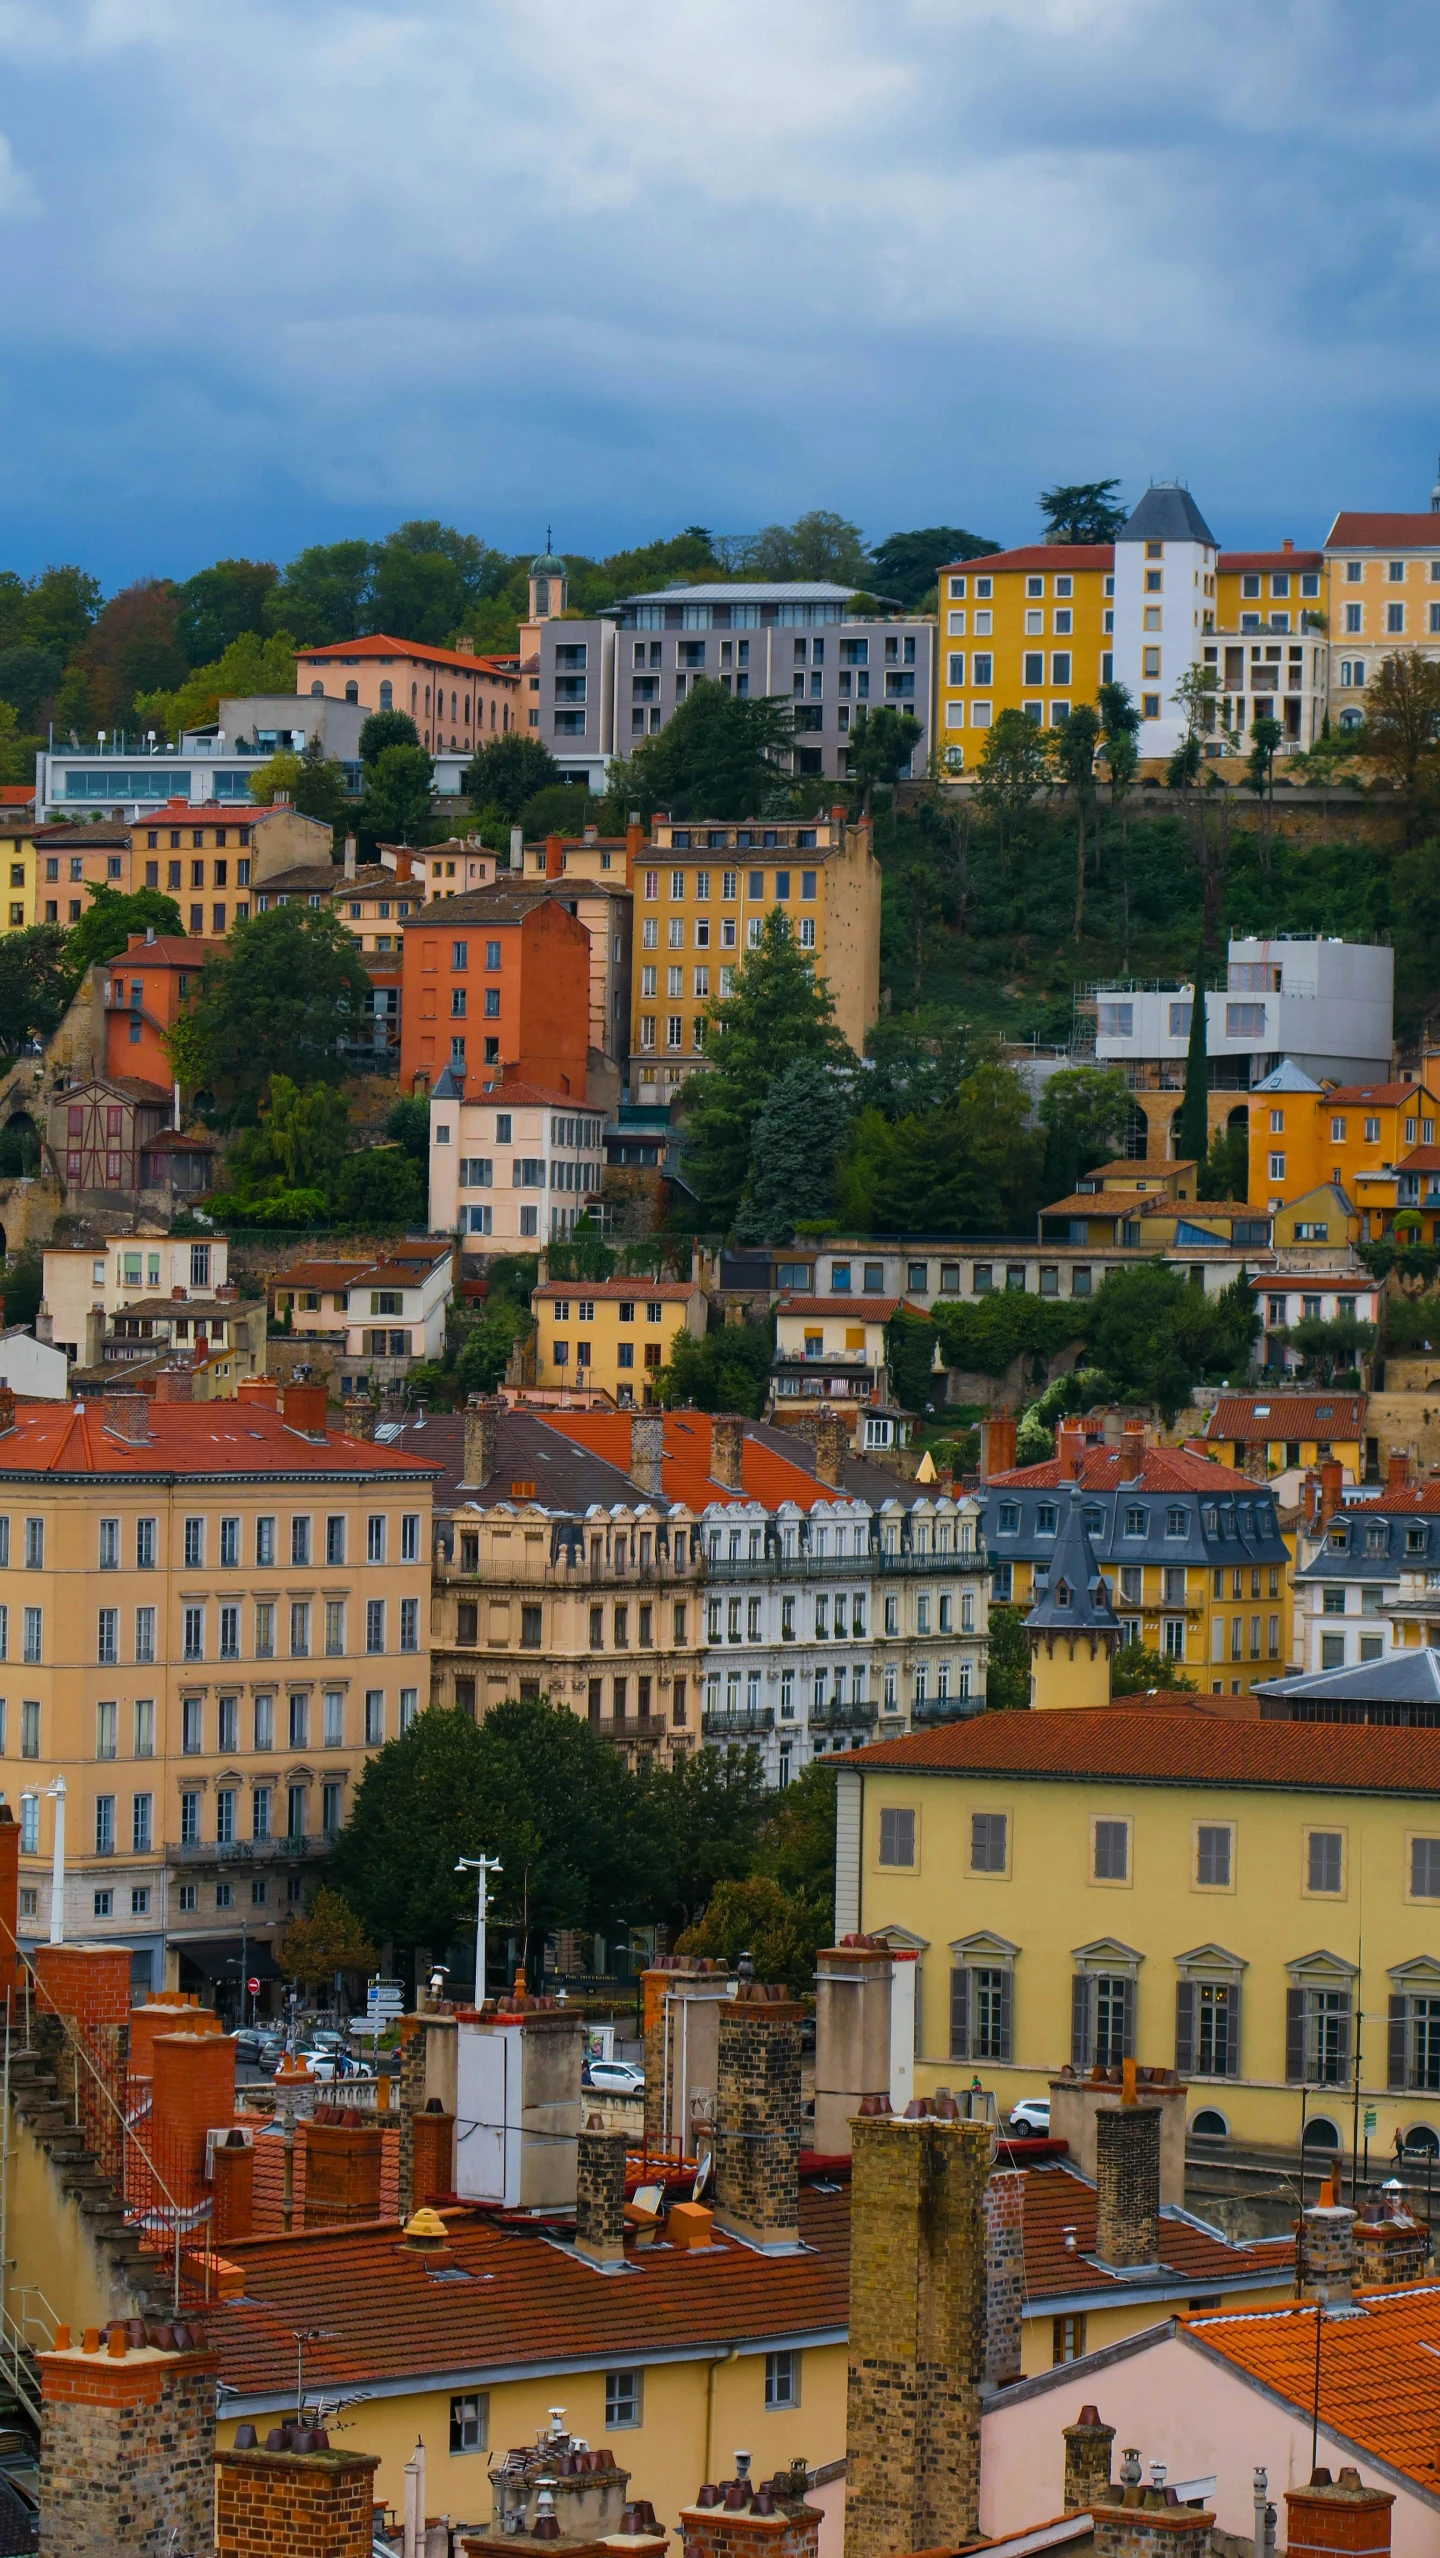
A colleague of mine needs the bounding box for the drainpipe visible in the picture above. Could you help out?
[45,1779,65,1946]
[704,2344,739,2486]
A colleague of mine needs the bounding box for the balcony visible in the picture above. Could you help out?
[808,1700,878,1733]
[597,1715,671,1746]
[702,1707,775,1738]
[166,1832,334,1866]
[911,1695,981,1727]
[705,1548,982,1580]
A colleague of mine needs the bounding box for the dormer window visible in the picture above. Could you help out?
[996,1502,1020,1535]
[1035,1503,1058,1536]
[1123,1506,1147,1536]
[1408,1526,1429,1555]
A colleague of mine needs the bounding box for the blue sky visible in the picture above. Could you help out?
[0,0,1437,590]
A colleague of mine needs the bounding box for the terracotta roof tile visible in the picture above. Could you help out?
[989,1445,1240,1493]
[1219,549,1324,572]
[0,1401,438,1481]
[1324,1083,1438,1107]
[1208,1394,1365,1439]
[939,545,1113,574]
[533,1279,697,1302]
[1020,2164,1292,2304]
[1326,514,1440,550]
[542,1408,852,1514]
[296,633,517,679]
[1184,2284,1440,2489]
[855,1701,1440,1792]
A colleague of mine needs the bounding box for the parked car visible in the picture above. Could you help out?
[1008,2098,1051,2137]
[582,2060,645,2096]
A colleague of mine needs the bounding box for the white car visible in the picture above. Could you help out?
[1008,2098,1051,2137]
[583,2060,645,2096]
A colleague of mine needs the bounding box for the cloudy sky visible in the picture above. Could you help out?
[0,0,1435,587]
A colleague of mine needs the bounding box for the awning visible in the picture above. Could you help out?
[175,1936,285,1983]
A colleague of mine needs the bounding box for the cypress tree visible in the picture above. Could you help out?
[1178,954,1210,1168]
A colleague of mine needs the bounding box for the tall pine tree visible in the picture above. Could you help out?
[681,910,849,1231]
[1178,956,1210,1169]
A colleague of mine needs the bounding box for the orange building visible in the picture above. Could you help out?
[101,934,217,1089]
[293,634,520,756]
[1250,1077,1440,1226]
[399,887,592,1097]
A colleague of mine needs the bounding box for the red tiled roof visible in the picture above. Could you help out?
[138,799,268,822]
[1208,1394,1365,1440]
[1021,2163,1291,2304]
[1184,2284,1440,2490]
[1326,514,1440,550]
[776,1295,907,1321]
[989,1445,1239,1493]
[939,545,1113,574]
[210,2185,849,2400]
[0,1401,438,1480]
[1042,1192,1146,1217]
[461,1079,589,1110]
[295,633,517,680]
[541,1408,844,1512]
[1325,1081,1440,1106]
[1219,549,1323,572]
[1366,1482,1440,1512]
[1398,1147,1440,1171]
[114,937,216,966]
[0,786,34,805]
[533,1279,697,1302]
[855,1703,1440,1793]
[268,1261,369,1291]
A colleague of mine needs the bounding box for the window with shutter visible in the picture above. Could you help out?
[950,1967,969,2061]
[1071,1973,1094,2068]
[1175,1980,1195,2075]
[1390,1994,1410,2090]
[1286,1985,1306,2082]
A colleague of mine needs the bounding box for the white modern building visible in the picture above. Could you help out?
[1092,935,1393,1088]
[1110,482,1219,762]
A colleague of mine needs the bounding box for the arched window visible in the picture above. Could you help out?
[535,577,550,616]
[344,681,358,705]
[379,681,393,711]
[1302,2117,1340,2151]
[1402,2123,1440,2157]
[451,691,457,721]
[309,681,324,698]
[411,683,418,712]
[425,686,431,711]
[464,696,471,725]
[1190,2108,1229,2138]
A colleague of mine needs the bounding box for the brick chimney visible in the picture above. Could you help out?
[713,1984,802,2251]
[1094,2104,1162,2269]
[102,1388,151,1445]
[629,1409,666,1501]
[1353,2192,1431,2286]
[1388,1451,1411,1491]
[215,2436,382,2557]
[641,1958,730,2153]
[979,1412,1017,1481]
[344,831,357,880]
[1300,2185,1357,2305]
[814,1938,893,2155]
[412,2096,456,2206]
[624,818,644,888]
[151,2026,237,2207]
[463,1394,502,1488]
[237,1376,279,1408]
[680,2466,821,2558]
[471,2418,646,2546]
[1058,1418,1088,1482]
[575,2112,627,2269]
[1284,2471,1394,2558]
[710,1414,746,1493]
[1092,2473,1214,2558]
[1064,2407,1117,2513]
[39,2324,219,2558]
[0,1384,16,1437]
[34,1945,133,2161]
[1121,1419,1147,1483]
[812,1406,850,1488]
[343,1400,377,1440]
[844,2111,989,2555]
[1318,1458,1344,1526]
[212,2129,255,2244]
[545,832,565,879]
[301,2108,384,2226]
[282,1381,328,1441]
[984,2169,1025,2385]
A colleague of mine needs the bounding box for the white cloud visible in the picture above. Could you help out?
[0,131,36,219]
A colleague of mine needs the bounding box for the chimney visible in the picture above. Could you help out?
[545,832,564,879]
[979,1412,1016,1481]
[1064,2407,1117,2513]
[713,1984,802,2252]
[1058,1417,1088,1482]
[452,2004,585,2207]
[237,1376,279,1408]
[471,2418,643,2546]
[625,818,644,887]
[152,1366,192,1402]
[39,2324,219,2558]
[462,1394,501,1488]
[0,1384,16,1438]
[150,2028,237,2207]
[102,1388,151,1445]
[1121,1419,1147,1482]
[575,2113,628,2268]
[984,2169,1025,2385]
[642,1959,731,2156]
[845,2111,989,2555]
[1300,2184,1357,2305]
[301,2108,385,2226]
[812,1406,850,1488]
[34,1946,132,2158]
[212,2129,254,2245]
[1388,1451,1411,1492]
[215,2436,382,2558]
[679,2468,821,2558]
[1353,2193,1431,2286]
[411,2096,456,2206]
[343,1399,377,1440]
[282,1380,329,1441]
[1284,2472,1394,2558]
[1318,1458,1344,1527]
[629,1409,666,1500]
[710,1413,746,1493]
[1093,2475,1214,2558]
[1094,2104,1162,2269]
[343,832,357,880]
[510,824,523,869]
[0,1806,17,2001]
[814,1938,893,2155]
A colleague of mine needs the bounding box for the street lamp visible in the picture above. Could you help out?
[45,1779,66,1947]
[455,1852,502,2006]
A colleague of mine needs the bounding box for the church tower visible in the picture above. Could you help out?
[1025,1490,1121,1709]
[529,532,568,623]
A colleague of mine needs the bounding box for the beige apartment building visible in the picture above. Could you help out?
[2,1380,436,1999]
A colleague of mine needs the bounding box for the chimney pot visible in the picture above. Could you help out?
[282,1381,328,1441]
[629,1409,666,1501]
[979,1412,1017,1480]
[463,1394,501,1489]
[709,1414,746,1493]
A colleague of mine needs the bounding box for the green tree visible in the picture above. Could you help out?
[381,520,511,616]
[188,907,370,1109]
[984,1605,1031,1711]
[332,1145,425,1228]
[328,1701,644,1972]
[76,580,187,732]
[224,1075,351,1197]
[386,1095,431,1159]
[0,1246,43,1329]
[517,785,599,841]
[1362,649,1440,791]
[754,1757,837,1918]
[657,1318,772,1417]
[136,627,299,743]
[886,1306,941,1412]
[175,559,280,666]
[1038,1066,1132,1199]
[247,741,348,827]
[358,743,436,846]
[0,926,74,1053]
[868,527,999,607]
[279,1885,378,1990]
[1085,1263,1259,1421]
[1097,679,1142,969]
[676,1874,827,1994]
[748,512,870,583]
[454,1295,535,1396]
[615,681,796,823]
[358,708,421,763]
[1178,959,1209,1169]
[1168,663,1219,794]
[974,707,1051,863]
[161,1009,212,1098]
[67,883,184,972]
[368,538,468,645]
[633,1745,772,1933]
[837,1058,1043,1237]
[735,1056,852,1242]
[1038,480,1127,542]
[1111,1643,1195,1696]
[1054,703,1101,938]
[0,645,61,729]
[21,564,102,663]
[263,540,373,646]
[681,907,848,1227]
[848,704,923,812]
[1198,1121,1249,1203]
[463,732,562,822]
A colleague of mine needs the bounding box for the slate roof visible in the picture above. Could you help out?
[398,887,560,927]
[1219,549,1324,572]
[1024,1492,1119,1636]
[855,1702,1440,1793]
[1295,1509,1440,1581]
[982,1459,1286,1570]
[1118,486,1220,548]
[1254,1650,1440,1706]
[1251,1061,1325,1094]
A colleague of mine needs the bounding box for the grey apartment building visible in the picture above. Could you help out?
[520,579,936,789]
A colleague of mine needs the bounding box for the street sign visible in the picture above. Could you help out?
[367,1978,404,2018]
[1364,2106,1378,2135]
[247,1976,260,1996]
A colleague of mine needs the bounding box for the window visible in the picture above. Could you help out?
[367,1600,386,1653]
[132,1794,152,1855]
[291,1516,311,1568]
[971,1811,1007,1872]
[1196,1824,1232,1887]
[450,2394,490,2454]
[21,1608,39,1665]
[97,1609,118,1667]
[951,1961,1012,2062]
[1053,2315,1088,2365]
[289,1601,310,1657]
[879,1807,916,1866]
[605,2370,642,2429]
[765,2351,799,2408]
[1307,1830,1344,1893]
[1287,1982,1352,2084]
[96,1700,117,1759]
[1412,1837,1440,1898]
[255,1516,276,1568]
[98,1517,119,1570]
[402,1514,421,1563]
[1176,1977,1239,2078]
[1093,1819,1128,1880]
[367,1515,387,1565]
[23,1519,41,1571]
[325,1515,346,1566]
[183,1516,204,1569]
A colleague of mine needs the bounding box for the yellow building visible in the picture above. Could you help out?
[632,813,880,1090]
[840,1701,1440,2155]
[531,1275,707,1407]
[2,1380,436,1996]
[1250,1078,1440,1229]
[1198,1391,1367,1485]
[0,816,51,928]
[1324,510,1440,733]
[1207,543,1329,750]
[936,544,1114,765]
